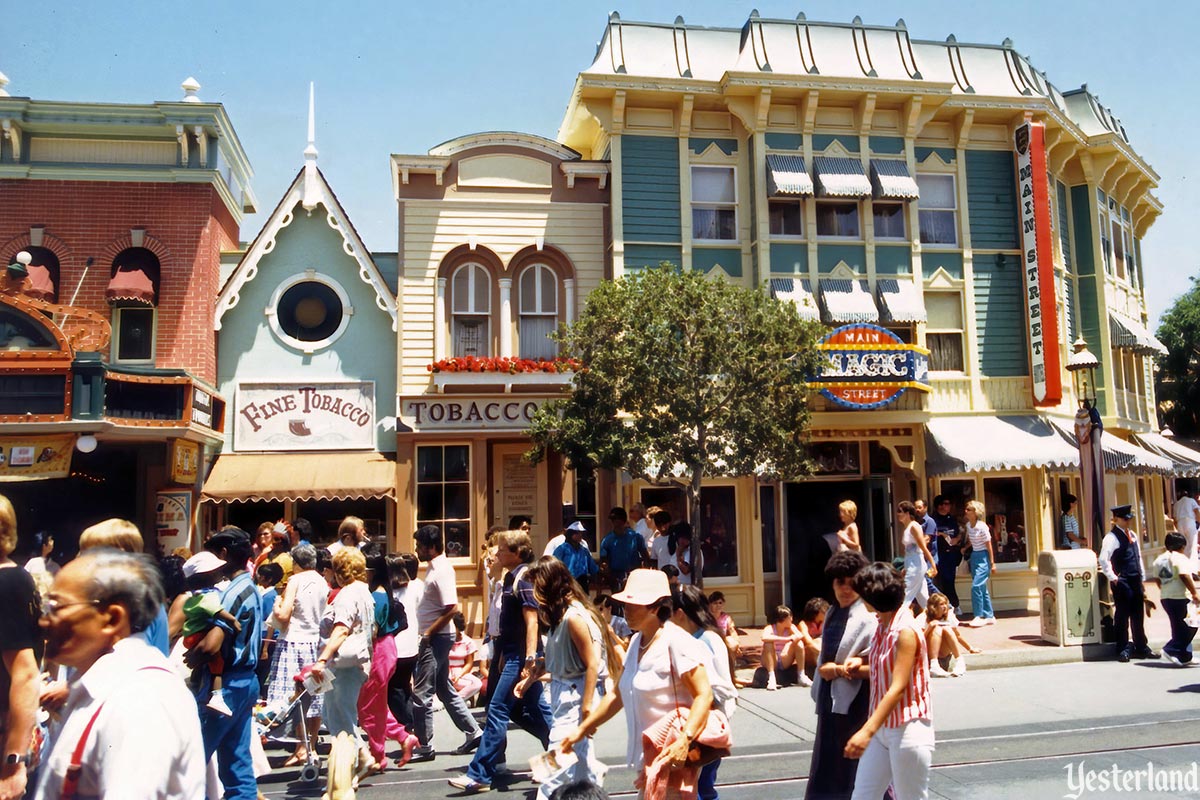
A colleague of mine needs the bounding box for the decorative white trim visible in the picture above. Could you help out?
[830,261,858,279]
[434,278,447,361]
[428,131,580,160]
[498,278,514,358]
[265,271,354,354]
[925,266,963,289]
[918,150,954,169]
[564,278,576,325]
[819,139,853,158]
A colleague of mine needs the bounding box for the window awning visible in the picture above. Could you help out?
[765,154,814,197]
[813,157,872,198]
[200,452,398,504]
[1133,432,1200,478]
[106,267,156,306]
[1109,312,1167,356]
[768,278,820,322]
[1049,420,1173,475]
[869,159,920,200]
[875,279,926,323]
[925,416,1080,476]
[819,279,878,324]
[23,264,55,302]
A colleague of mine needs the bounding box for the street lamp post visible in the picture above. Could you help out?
[1066,337,1104,551]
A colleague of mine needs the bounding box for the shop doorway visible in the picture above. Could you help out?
[784,477,892,608]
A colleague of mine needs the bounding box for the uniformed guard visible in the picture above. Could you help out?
[1099,505,1160,662]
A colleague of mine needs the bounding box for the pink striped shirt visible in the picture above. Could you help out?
[868,607,931,727]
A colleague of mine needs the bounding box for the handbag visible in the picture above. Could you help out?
[665,633,732,766]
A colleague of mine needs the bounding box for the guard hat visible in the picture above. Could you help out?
[1110,504,1135,520]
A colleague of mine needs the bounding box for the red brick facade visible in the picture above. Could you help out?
[0,179,238,383]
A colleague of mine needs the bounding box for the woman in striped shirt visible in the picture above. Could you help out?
[964,500,997,626]
[843,560,934,800]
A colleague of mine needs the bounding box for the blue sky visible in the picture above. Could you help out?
[8,1,1197,324]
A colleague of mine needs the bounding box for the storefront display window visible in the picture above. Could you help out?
[983,477,1026,564]
[416,444,471,557]
[701,486,737,579]
[759,484,778,574]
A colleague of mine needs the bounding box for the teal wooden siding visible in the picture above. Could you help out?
[973,253,1029,377]
[922,251,963,281]
[769,243,808,274]
[694,247,742,277]
[869,136,904,155]
[1074,272,1106,413]
[625,244,683,271]
[689,137,737,155]
[622,135,681,243]
[817,245,866,275]
[1070,185,1095,276]
[1056,181,1071,270]
[915,146,955,164]
[875,245,912,275]
[965,150,1019,250]
[813,134,860,153]
[765,133,802,151]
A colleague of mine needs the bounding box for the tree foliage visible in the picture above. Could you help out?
[1156,275,1200,436]
[527,264,825,581]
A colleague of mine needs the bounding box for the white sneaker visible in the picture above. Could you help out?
[966,617,987,628]
[929,662,953,678]
[206,691,233,717]
[766,673,778,691]
[798,672,813,688]
[982,617,996,626]
[951,655,967,676]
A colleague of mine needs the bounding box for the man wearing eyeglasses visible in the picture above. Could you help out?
[35,549,204,799]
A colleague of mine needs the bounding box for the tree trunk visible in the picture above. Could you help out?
[689,468,704,589]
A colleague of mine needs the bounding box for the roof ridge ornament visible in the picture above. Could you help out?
[893,19,923,80]
[302,82,321,213]
[181,76,201,103]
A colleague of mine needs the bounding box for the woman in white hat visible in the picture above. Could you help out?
[560,568,716,799]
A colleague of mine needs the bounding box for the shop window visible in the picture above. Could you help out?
[759,484,778,574]
[983,476,1026,565]
[113,307,156,363]
[816,201,860,238]
[640,487,687,528]
[692,166,737,241]
[0,306,60,351]
[572,467,598,550]
[812,442,861,475]
[768,200,804,237]
[700,486,737,579]
[451,263,491,357]
[872,202,907,240]
[416,444,471,557]
[915,174,957,246]
[518,263,558,360]
[925,291,964,372]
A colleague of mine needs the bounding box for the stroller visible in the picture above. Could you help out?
[255,663,332,785]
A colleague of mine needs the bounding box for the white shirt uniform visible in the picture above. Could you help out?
[36,636,205,800]
[417,552,458,637]
[1173,496,1200,567]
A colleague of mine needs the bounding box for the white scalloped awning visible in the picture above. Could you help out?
[769,277,820,322]
[813,157,872,198]
[1109,312,1167,356]
[766,154,814,196]
[926,416,1080,476]
[869,159,920,199]
[876,279,926,323]
[819,279,878,324]
[1050,421,1173,475]
[1133,432,1200,478]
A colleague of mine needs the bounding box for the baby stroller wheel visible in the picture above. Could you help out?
[300,761,321,784]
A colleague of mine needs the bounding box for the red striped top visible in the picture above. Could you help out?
[868,606,931,727]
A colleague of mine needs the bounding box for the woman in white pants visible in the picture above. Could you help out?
[844,560,935,800]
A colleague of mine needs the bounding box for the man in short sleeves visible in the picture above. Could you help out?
[1173,490,1200,570]
[0,561,40,799]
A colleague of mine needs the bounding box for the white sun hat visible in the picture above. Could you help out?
[183,550,227,578]
[612,568,670,606]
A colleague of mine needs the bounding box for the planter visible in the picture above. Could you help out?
[432,370,574,393]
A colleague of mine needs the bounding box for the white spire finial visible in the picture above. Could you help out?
[0,72,9,98]
[301,82,321,213]
[181,77,201,103]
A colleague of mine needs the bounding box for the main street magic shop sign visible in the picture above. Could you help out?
[811,324,930,410]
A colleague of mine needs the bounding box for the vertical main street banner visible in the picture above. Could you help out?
[1015,121,1063,406]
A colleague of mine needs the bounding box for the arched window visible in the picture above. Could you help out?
[451,263,491,357]
[108,247,161,363]
[517,264,558,359]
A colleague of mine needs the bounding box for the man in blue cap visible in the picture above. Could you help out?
[1099,504,1159,662]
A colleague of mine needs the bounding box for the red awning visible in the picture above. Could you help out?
[23,264,55,302]
[106,267,156,305]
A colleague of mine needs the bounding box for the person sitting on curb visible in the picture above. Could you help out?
[761,604,812,690]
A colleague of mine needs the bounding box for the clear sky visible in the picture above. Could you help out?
[7,1,1196,325]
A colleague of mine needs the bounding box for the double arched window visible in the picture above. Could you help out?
[451,262,491,357]
[517,263,558,360]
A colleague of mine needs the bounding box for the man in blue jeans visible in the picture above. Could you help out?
[185,527,263,800]
[450,530,552,793]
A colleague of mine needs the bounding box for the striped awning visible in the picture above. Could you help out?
[819,279,878,324]
[1050,421,1173,475]
[869,159,920,200]
[768,278,820,322]
[200,452,398,503]
[1132,432,1200,478]
[876,279,927,323]
[766,154,814,196]
[813,157,872,198]
[1109,312,1167,356]
[926,416,1080,476]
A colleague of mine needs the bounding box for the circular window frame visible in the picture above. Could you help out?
[266,271,353,353]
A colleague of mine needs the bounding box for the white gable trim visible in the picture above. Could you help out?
[216,169,397,332]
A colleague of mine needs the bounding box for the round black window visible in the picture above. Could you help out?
[277,281,343,342]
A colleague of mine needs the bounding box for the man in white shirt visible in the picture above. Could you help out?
[1172,490,1200,569]
[649,508,673,568]
[411,525,482,761]
[326,515,368,557]
[36,549,204,799]
[630,502,651,544]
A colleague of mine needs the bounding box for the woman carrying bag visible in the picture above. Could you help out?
[560,569,728,800]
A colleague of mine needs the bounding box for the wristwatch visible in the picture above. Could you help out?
[4,753,28,767]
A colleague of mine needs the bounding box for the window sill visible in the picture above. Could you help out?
[693,239,740,246]
[919,243,960,250]
[768,235,806,242]
[432,370,573,394]
[815,236,865,243]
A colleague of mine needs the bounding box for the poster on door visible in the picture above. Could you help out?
[501,454,538,524]
[156,490,193,555]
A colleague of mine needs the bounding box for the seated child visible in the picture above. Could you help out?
[447,612,483,702]
[798,597,829,675]
[761,604,813,690]
[708,590,745,687]
[921,592,978,677]
[182,551,242,716]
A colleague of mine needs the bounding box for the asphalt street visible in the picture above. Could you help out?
[258,659,1200,799]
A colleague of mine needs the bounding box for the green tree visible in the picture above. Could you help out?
[1156,275,1200,436]
[527,263,825,585]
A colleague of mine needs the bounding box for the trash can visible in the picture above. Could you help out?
[1037,549,1101,646]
